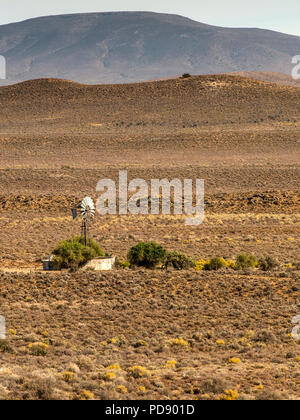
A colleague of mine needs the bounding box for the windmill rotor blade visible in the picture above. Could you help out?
[81,197,95,219]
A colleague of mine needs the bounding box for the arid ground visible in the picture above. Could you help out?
[0,75,299,400]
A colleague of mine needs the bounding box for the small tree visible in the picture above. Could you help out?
[52,236,103,270]
[128,242,167,269]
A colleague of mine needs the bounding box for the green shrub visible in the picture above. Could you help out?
[203,257,226,271]
[236,253,258,270]
[52,236,103,270]
[164,251,195,270]
[259,256,278,271]
[128,242,167,268]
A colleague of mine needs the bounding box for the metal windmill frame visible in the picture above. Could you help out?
[72,197,95,246]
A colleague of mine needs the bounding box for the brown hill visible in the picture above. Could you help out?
[0,74,299,134]
[230,71,300,87]
[0,73,299,196]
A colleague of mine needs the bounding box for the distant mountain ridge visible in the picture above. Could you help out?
[0,11,299,85]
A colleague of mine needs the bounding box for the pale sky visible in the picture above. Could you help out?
[1,0,300,36]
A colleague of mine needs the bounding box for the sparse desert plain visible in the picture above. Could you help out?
[0,75,299,400]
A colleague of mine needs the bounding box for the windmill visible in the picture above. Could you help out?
[72,197,95,246]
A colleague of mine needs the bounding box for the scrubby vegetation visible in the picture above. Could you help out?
[127,241,167,268]
[116,260,131,269]
[203,257,226,271]
[0,269,299,400]
[52,236,103,270]
[48,234,291,276]
[259,256,278,271]
[164,251,195,270]
[126,242,289,273]
[128,243,194,270]
[196,254,278,272]
[236,253,259,270]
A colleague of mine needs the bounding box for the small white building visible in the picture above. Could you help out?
[84,256,116,271]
